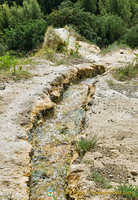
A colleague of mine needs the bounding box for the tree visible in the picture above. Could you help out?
[0,0,23,6]
[37,0,64,14]
[97,14,124,46]
[124,25,138,48]
[80,0,97,13]
[98,0,137,24]
[47,0,99,42]
[0,0,46,53]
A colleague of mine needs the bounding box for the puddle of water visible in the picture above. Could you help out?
[29,78,95,200]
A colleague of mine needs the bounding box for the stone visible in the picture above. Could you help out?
[120,49,124,54]
[70,164,86,173]
[131,171,137,176]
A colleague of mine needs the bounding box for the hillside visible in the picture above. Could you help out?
[0,27,138,199]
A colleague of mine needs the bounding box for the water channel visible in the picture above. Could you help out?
[29,77,96,200]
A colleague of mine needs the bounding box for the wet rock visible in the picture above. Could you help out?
[16,135,28,140]
[0,83,6,90]
[88,100,94,106]
[50,89,61,102]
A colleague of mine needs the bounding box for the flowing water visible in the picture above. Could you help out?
[29,78,95,200]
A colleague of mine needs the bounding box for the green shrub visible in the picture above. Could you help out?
[116,184,138,199]
[123,25,138,48]
[97,14,124,46]
[0,0,45,53]
[47,0,99,44]
[0,0,43,32]
[0,52,17,71]
[76,135,97,156]
[4,19,47,52]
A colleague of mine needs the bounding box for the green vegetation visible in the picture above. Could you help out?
[113,63,138,81]
[91,171,112,189]
[13,69,32,80]
[101,42,129,55]
[0,0,46,54]
[0,52,32,80]
[76,135,97,156]
[0,0,137,57]
[116,184,138,199]
[0,52,17,71]
[106,79,115,87]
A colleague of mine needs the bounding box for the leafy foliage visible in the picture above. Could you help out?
[123,25,138,48]
[0,52,17,71]
[3,19,46,52]
[47,1,99,43]
[97,14,124,46]
[0,0,137,53]
[80,0,97,13]
[0,0,46,54]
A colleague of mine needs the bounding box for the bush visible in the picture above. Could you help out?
[76,135,97,156]
[97,14,124,47]
[4,19,47,52]
[0,0,43,32]
[0,52,17,71]
[123,25,138,48]
[47,0,99,43]
[0,0,45,53]
[47,1,128,48]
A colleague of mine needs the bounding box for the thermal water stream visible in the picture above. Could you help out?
[29,77,95,200]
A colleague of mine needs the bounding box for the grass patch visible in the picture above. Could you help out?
[13,70,32,81]
[76,135,97,156]
[116,184,138,199]
[35,48,57,62]
[55,59,67,66]
[113,63,138,81]
[69,51,82,59]
[16,57,34,65]
[101,42,129,55]
[91,171,112,189]
[106,79,115,87]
